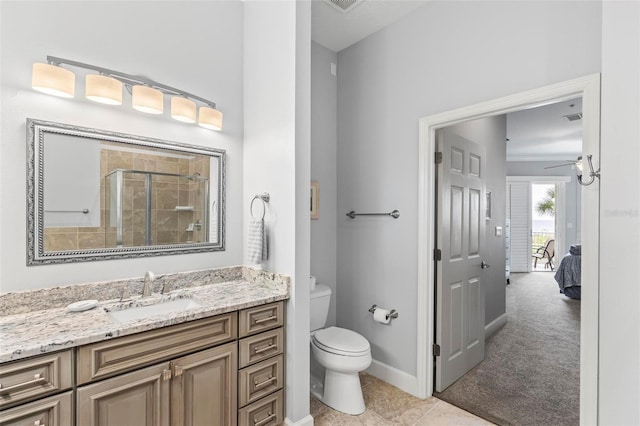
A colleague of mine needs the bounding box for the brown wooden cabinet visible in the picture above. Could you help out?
[170,343,237,426]
[237,302,285,425]
[77,342,238,426]
[77,362,171,426]
[0,350,73,410]
[0,391,73,426]
[1,300,286,426]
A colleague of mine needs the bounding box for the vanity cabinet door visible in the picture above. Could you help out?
[76,362,170,426]
[170,342,237,426]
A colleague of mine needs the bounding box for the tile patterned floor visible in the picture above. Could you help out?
[311,373,494,425]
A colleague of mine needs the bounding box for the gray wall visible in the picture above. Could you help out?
[310,42,338,327]
[335,0,601,376]
[448,116,507,326]
[599,2,640,422]
[0,1,245,291]
[507,161,582,252]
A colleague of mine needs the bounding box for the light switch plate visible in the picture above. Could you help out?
[495,226,503,237]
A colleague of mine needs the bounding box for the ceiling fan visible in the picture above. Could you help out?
[544,155,600,186]
[544,156,582,170]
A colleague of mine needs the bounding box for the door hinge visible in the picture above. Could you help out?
[433,248,442,261]
[435,152,443,164]
[433,343,441,357]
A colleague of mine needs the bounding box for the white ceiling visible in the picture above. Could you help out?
[311,0,430,52]
[506,99,583,162]
[310,0,584,163]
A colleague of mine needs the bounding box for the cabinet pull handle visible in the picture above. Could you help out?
[253,375,276,388]
[162,369,172,381]
[254,343,277,354]
[254,412,276,426]
[174,365,184,377]
[0,373,45,394]
[254,315,277,324]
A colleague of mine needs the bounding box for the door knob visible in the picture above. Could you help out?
[481,260,490,269]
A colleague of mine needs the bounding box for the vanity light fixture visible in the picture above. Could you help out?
[85,74,122,105]
[31,56,223,130]
[198,106,223,131]
[32,62,75,98]
[132,85,164,114]
[171,97,197,123]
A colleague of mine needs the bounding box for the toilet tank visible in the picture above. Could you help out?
[310,284,332,331]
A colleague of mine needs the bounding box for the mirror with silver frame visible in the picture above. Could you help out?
[27,118,225,265]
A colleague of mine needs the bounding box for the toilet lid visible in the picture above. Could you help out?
[312,326,370,355]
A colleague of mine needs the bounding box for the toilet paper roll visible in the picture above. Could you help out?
[373,307,391,324]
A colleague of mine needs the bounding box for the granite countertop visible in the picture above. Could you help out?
[0,266,289,363]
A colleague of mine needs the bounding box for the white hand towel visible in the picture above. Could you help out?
[248,219,268,264]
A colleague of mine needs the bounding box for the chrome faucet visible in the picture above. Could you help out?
[143,271,155,297]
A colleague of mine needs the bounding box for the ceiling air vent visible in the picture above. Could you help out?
[564,113,583,121]
[323,0,364,13]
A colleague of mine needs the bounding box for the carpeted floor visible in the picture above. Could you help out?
[435,272,580,426]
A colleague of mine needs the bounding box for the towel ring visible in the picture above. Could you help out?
[250,193,270,220]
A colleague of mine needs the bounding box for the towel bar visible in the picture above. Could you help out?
[250,193,270,220]
[346,209,399,219]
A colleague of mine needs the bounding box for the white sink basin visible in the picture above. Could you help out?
[107,298,202,323]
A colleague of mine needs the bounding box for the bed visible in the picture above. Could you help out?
[554,244,581,299]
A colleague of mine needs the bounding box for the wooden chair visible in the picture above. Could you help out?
[532,239,555,270]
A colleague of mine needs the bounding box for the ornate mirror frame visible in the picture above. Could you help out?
[27,118,226,265]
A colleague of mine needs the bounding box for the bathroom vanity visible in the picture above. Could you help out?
[0,267,288,426]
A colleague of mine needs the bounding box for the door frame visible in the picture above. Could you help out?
[416,74,600,424]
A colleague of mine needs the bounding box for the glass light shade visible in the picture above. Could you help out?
[575,157,583,173]
[132,85,163,114]
[85,75,122,105]
[198,106,223,131]
[171,97,196,123]
[32,63,75,98]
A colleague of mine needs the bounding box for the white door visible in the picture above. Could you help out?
[435,129,487,392]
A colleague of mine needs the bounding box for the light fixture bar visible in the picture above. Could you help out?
[46,56,217,109]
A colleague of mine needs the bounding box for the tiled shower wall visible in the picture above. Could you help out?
[44,143,210,250]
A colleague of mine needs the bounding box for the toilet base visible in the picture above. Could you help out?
[321,369,365,415]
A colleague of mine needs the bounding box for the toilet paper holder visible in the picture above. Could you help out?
[368,304,399,321]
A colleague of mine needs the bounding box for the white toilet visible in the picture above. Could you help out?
[310,284,372,415]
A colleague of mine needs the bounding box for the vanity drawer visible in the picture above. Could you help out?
[239,302,284,337]
[77,312,237,384]
[0,390,73,426]
[0,350,73,409]
[239,354,283,407]
[238,389,283,426]
[239,328,283,368]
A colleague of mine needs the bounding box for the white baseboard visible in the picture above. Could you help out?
[284,415,314,426]
[365,359,420,398]
[485,312,507,338]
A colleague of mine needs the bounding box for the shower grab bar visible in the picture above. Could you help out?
[346,209,400,219]
[45,209,90,214]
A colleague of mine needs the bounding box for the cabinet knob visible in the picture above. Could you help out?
[174,365,184,377]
